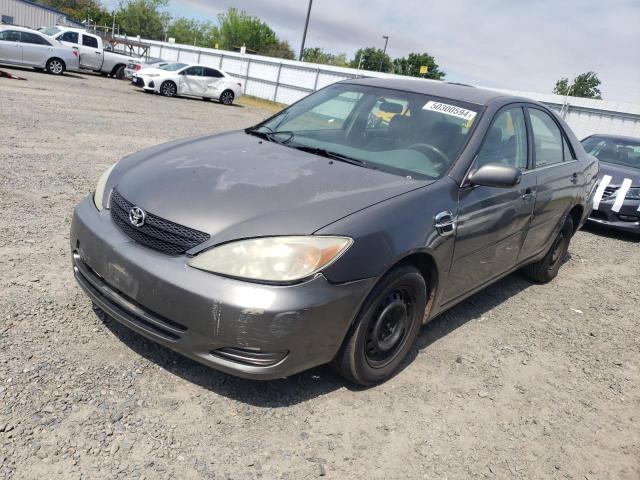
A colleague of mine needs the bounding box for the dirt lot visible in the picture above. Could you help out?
[0,67,638,480]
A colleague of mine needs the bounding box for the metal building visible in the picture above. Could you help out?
[0,0,83,30]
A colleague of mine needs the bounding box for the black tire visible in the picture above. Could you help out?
[522,215,574,283]
[219,89,234,105]
[45,58,65,75]
[331,265,427,385]
[160,81,177,97]
[114,64,125,80]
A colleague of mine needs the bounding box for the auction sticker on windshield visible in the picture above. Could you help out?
[423,101,477,122]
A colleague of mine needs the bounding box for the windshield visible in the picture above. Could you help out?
[250,83,480,179]
[38,26,61,36]
[582,136,640,170]
[160,63,188,71]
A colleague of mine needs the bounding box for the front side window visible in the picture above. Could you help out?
[20,32,51,45]
[0,30,20,42]
[476,107,528,169]
[82,35,98,48]
[251,84,480,179]
[529,108,564,167]
[59,31,79,44]
[581,136,640,169]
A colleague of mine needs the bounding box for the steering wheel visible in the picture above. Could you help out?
[407,143,450,169]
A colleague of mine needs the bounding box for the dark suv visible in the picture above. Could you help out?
[71,79,598,385]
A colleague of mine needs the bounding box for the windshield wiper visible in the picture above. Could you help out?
[291,145,376,170]
[246,126,294,145]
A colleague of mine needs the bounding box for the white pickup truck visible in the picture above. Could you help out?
[39,26,135,79]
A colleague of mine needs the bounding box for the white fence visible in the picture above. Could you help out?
[131,37,640,140]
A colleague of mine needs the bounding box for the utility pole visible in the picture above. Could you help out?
[299,0,313,61]
[378,35,389,71]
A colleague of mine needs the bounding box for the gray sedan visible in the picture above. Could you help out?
[0,26,78,74]
[71,79,597,385]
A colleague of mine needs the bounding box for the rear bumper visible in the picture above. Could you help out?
[588,198,640,233]
[70,196,373,380]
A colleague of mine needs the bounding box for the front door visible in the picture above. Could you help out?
[179,66,205,96]
[0,30,22,64]
[518,107,578,260]
[79,33,102,70]
[444,106,536,303]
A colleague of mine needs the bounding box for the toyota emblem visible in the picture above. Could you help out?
[129,207,146,227]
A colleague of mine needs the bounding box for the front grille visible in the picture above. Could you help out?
[134,77,144,87]
[110,189,210,255]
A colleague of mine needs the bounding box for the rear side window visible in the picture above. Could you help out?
[529,108,564,167]
[59,31,79,44]
[82,35,98,48]
[476,107,528,170]
[20,32,51,45]
[182,66,203,76]
[0,30,20,41]
[203,68,223,78]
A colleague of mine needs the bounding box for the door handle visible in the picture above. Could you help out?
[521,188,535,200]
[434,211,456,236]
[570,173,578,184]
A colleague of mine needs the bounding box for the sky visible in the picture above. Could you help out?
[108,0,640,102]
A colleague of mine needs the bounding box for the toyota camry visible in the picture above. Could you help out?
[71,78,597,385]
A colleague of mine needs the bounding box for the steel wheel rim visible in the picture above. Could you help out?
[365,288,414,368]
[50,61,62,74]
[549,231,567,269]
[162,83,176,96]
[221,91,233,104]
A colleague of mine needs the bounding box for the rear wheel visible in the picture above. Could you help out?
[522,215,574,283]
[160,81,177,97]
[113,65,125,80]
[45,58,65,75]
[331,265,427,385]
[219,89,234,105]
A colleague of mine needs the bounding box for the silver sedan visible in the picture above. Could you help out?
[0,26,79,75]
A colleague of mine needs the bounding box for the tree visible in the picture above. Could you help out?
[167,17,216,46]
[38,0,112,25]
[216,7,277,53]
[117,0,170,40]
[392,52,445,80]
[302,47,349,67]
[553,72,602,99]
[350,47,392,72]
[262,39,295,59]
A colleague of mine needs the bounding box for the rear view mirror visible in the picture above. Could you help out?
[468,163,522,188]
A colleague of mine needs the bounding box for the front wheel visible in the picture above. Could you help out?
[522,215,574,283]
[45,58,65,75]
[160,81,177,97]
[219,90,235,105]
[331,265,427,385]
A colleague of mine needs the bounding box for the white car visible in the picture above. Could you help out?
[0,26,79,74]
[133,63,243,105]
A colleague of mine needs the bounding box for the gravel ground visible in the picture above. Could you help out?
[1,67,638,480]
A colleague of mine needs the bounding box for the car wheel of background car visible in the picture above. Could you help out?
[522,215,574,283]
[45,58,65,75]
[331,264,427,386]
[219,90,235,105]
[114,65,125,80]
[160,81,177,97]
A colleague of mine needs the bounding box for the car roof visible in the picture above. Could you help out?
[339,77,519,106]
[1,26,45,34]
[582,133,640,142]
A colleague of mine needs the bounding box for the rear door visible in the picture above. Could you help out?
[518,106,578,260]
[202,67,224,97]
[178,66,204,95]
[18,31,52,66]
[444,105,536,302]
[0,30,22,64]
[79,33,102,70]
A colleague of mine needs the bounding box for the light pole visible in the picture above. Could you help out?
[299,0,313,61]
[378,35,389,71]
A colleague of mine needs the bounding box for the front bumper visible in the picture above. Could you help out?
[588,198,640,233]
[70,196,373,380]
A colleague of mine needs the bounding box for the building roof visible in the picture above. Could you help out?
[15,0,84,27]
[341,76,516,106]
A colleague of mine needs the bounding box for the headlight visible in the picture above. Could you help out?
[188,236,353,282]
[626,188,640,200]
[93,163,117,211]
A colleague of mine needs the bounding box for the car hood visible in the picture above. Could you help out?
[136,67,167,76]
[598,161,640,187]
[110,131,430,245]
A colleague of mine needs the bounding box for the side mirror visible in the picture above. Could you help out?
[468,163,522,188]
